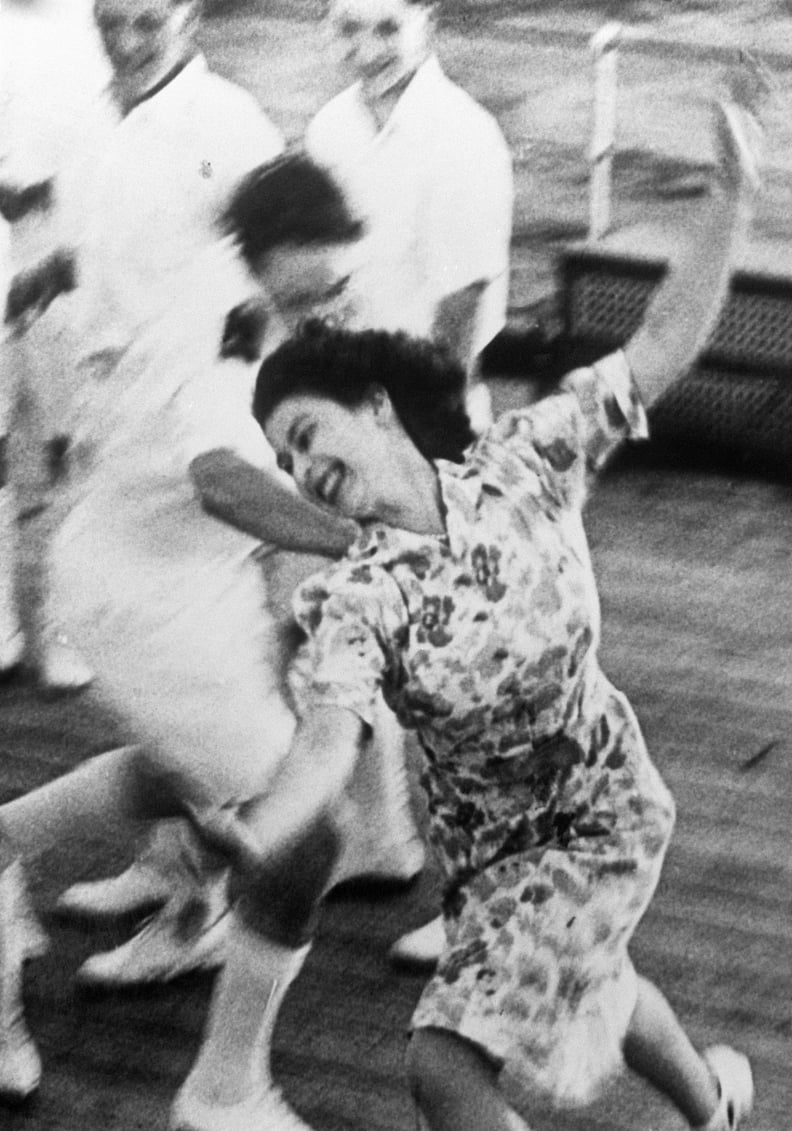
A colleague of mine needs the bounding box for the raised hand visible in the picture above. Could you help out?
[712,95,764,195]
[731,48,777,118]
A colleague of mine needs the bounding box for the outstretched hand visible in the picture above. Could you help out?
[623,55,766,409]
[729,49,776,118]
[714,52,772,194]
[712,97,764,195]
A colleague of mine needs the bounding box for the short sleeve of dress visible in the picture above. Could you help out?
[559,349,648,467]
[289,558,409,729]
[489,350,647,509]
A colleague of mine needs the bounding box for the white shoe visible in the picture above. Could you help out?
[0,862,48,1105]
[76,908,230,988]
[37,634,93,694]
[388,915,445,970]
[170,1080,314,1131]
[700,1046,754,1130]
[56,864,169,920]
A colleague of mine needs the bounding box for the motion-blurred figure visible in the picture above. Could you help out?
[0,0,108,689]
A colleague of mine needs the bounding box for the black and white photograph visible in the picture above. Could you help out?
[0,1,789,1128]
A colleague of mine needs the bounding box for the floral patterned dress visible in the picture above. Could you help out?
[291,351,676,1108]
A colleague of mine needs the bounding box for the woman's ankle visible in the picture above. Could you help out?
[183,1060,262,1108]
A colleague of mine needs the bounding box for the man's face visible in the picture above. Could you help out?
[327,0,432,103]
[256,241,362,327]
[94,0,195,105]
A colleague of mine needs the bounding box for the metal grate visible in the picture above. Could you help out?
[714,290,792,372]
[567,268,655,347]
[560,249,792,475]
[563,251,792,376]
[651,368,792,466]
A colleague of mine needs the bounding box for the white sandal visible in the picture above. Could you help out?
[698,1045,754,1131]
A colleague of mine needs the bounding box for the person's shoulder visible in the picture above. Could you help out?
[196,64,265,115]
[295,534,403,618]
[191,62,283,146]
[487,395,582,472]
[428,60,496,118]
[423,60,508,149]
[307,84,362,134]
[305,85,368,166]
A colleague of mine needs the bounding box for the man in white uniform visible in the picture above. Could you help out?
[306,0,513,408]
[59,0,285,365]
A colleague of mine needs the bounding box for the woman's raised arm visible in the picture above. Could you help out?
[624,93,763,409]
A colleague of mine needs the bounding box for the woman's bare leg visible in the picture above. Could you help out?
[624,976,719,1126]
[406,1027,529,1131]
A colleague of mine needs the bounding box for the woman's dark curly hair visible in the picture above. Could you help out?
[253,319,475,463]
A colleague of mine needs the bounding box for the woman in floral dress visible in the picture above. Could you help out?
[241,94,762,1131]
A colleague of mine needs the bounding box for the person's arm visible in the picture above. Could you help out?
[624,98,762,408]
[428,111,513,375]
[431,280,487,375]
[189,447,359,556]
[4,248,76,330]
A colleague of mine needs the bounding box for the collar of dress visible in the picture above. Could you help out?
[350,454,486,563]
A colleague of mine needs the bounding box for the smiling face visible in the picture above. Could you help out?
[94,0,196,108]
[327,0,433,103]
[266,391,397,521]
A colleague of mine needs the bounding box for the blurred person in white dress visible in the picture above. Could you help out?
[0,151,421,1131]
[30,0,422,988]
[5,0,287,982]
[0,0,109,689]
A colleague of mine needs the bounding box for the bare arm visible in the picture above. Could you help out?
[5,249,76,330]
[190,447,359,556]
[624,99,762,408]
[432,280,487,375]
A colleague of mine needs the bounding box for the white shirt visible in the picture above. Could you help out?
[0,0,110,268]
[67,238,292,565]
[306,55,513,354]
[60,55,284,359]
